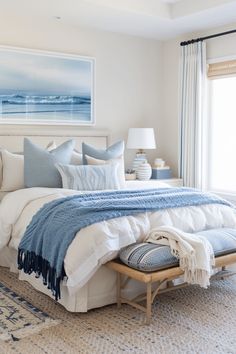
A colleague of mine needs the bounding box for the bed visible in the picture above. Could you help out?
[0,125,236,313]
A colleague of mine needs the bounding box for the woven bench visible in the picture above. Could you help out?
[106,254,236,324]
[106,239,236,325]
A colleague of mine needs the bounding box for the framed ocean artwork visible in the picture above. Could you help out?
[0,46,95,125]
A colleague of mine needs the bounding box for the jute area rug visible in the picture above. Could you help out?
[0,267,235,354]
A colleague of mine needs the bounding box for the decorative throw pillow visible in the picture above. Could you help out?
[46,141,57,151]
[56,163,121,191]
[48,145,82,166]
[82,141,124,164]
[119,243,178,272]
[0,155,2,187]
[82,141,125,187]
[0,141,56,192]
[71,150,83,165]
[85,155,125,188]
[1,150,24,192]
[47,143,82,166]
[24,138,75,188]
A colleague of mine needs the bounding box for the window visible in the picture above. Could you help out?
[208,75,236,195]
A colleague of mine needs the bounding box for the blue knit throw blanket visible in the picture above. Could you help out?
[18,188,232,300]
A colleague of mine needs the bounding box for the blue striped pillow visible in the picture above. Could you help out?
[119,243,178,272]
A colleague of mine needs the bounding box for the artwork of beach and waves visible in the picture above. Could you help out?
[0,47,94,125]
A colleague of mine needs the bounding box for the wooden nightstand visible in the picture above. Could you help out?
[125,178,183,189]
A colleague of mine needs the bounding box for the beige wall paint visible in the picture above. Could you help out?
[2,17,235,175]
[162,22,236,176]
[0,18,163,168]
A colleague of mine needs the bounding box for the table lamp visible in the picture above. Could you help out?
[126,128,156,172]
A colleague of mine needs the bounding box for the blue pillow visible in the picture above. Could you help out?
[82,141,124,164]
[56,162,121,190]
[24,138,75,188]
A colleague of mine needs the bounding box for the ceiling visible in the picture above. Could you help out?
[1,0,236,40]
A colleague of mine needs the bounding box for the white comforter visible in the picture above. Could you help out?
[0,187,236,295]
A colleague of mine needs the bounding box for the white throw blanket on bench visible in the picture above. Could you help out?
[146,226,215,288]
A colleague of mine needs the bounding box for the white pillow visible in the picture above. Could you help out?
[0,154,2,187]
[46,141,57,151]
[0,140,57,192]
[71,150,83,165]
[56,162,121,191]
[1,150,24,192]
[85,154,125,188]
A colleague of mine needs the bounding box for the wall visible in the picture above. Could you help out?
[0,18,163,168]
[161,22,236,176]
[3,16,235,175]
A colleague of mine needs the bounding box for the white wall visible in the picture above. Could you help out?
[162,22,236,176]
[0,18,163,167]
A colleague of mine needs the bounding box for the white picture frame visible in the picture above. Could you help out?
[0,46,95,126]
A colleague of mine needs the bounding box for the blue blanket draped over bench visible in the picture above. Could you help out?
[18,187,232,300]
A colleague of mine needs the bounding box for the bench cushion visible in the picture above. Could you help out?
[119,228,236,272]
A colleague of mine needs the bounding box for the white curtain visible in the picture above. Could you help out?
[179,41,207,189]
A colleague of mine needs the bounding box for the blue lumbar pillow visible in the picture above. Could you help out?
[82,140,124,164]
[24,138,75,188]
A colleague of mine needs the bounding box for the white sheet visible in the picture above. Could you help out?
[1,187,236,298]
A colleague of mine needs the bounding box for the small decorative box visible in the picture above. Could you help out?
[125,173,136,180]
[151,168,172,179]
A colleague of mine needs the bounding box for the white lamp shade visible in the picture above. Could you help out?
[126,128,156,150]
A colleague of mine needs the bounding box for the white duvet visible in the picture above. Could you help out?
[0,187,236,295]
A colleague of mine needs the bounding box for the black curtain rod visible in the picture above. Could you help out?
[180,28,236,46]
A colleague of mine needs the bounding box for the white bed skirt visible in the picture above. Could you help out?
[0,247,145,312]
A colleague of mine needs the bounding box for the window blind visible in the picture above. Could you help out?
[208,60,236,79]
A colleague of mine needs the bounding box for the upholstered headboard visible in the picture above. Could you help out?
[0,125,110,152]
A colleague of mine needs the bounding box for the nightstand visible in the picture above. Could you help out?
[125,178,183,189]
[157,178,183,187]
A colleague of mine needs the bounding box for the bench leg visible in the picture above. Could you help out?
[145,282,152,325]
[221,266,226,280]
[117,272,121,309]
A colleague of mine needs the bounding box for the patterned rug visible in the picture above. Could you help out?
[0,267,236,354]
[0,280,60,342]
